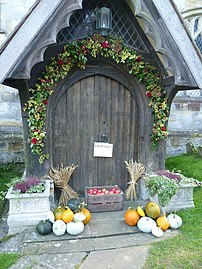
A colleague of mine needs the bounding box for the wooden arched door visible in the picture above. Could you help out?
[50,74,138,194]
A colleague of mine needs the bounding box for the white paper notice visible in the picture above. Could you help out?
[93,142,113,157]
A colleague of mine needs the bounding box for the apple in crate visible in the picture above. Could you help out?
[115,189,121,194]
[87,186,121,195]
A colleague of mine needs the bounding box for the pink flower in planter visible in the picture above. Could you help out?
[13,182,29,193]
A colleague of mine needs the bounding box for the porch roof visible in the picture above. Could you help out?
[0,0,201,90]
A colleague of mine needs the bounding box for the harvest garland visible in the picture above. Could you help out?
[24,33,169,164]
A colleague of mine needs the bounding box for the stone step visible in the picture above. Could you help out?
[22,230,178,255]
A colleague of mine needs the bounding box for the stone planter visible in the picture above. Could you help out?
[139,178,195,212]
[6,180,50,233]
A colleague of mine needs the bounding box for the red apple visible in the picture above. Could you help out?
[115,189,121,194]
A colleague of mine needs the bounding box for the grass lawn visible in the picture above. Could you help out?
[0,253,21,269]
[144,154,202,269]
[166,154,202,181]
[0,163,25,217]
[0,163,24,269]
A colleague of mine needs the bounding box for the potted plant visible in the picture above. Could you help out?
[140,170,201,212]
[5,177,51,233]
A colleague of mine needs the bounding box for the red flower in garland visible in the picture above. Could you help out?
[43,100,48,105]
[161,126,167,131]
[136,56,142,62]
[57,59,64,65]
[101,41,109,48]
[31,138,37,144]
[146,91,152,98]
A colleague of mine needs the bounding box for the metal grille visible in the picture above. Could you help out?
[185,16,202,54]
[176,90,202,98]
[196,34,202,53]
[194,17,202,53]
[56,0,148,52]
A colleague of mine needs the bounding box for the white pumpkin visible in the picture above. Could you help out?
[152,226,164,237]
[46,211,55,223]
[137,217,157,233]
[74,213,86,222]
[66,221,84,235]
[167,213,182,229]
[52,220,66,236]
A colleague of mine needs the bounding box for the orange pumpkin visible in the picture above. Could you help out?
[156,213,170,231]
[53,206,65,220]
[61,208,74,223]
[81,208,91,225]
[124,207,140,226]
[77,202,91,225]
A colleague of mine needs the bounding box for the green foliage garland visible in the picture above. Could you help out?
[24,34,169,164]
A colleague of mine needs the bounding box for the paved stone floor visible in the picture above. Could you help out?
[0,201,179,269]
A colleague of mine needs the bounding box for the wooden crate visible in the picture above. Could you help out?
[84,185,124,212]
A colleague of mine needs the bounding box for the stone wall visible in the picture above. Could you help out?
[0,85,24,163]
[166,94,202,156]
[168,94,202,131]
[0,125,24,164]
[166,131,202,156]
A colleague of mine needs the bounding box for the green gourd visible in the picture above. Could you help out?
[67,198,80,212]
[36,220,52,235]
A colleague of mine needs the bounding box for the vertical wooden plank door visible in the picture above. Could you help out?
[52,75,138,194]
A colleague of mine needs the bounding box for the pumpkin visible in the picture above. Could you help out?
[152,226,164,237]
[52,220,66,236]
[167,213,182,229]
[137,217,157,233]
[78,202,92,225]
[53,206,65,220]
[156,213,170,231]
[67,198,80,212]
[36,220,52,235]
[74,212,86,222]
[137,206,145,217]
[61,207,74,223]
[145,202,160,219]
[66,221,84,235]
[124,207,140,226]
[81,208,91,225]
[46,211,55,223]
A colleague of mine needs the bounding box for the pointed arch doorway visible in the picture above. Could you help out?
[47,59,143,194]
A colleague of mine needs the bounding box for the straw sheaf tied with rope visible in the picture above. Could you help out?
[49,163,79,207]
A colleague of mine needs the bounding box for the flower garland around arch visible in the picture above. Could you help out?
[24,33,169,164]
